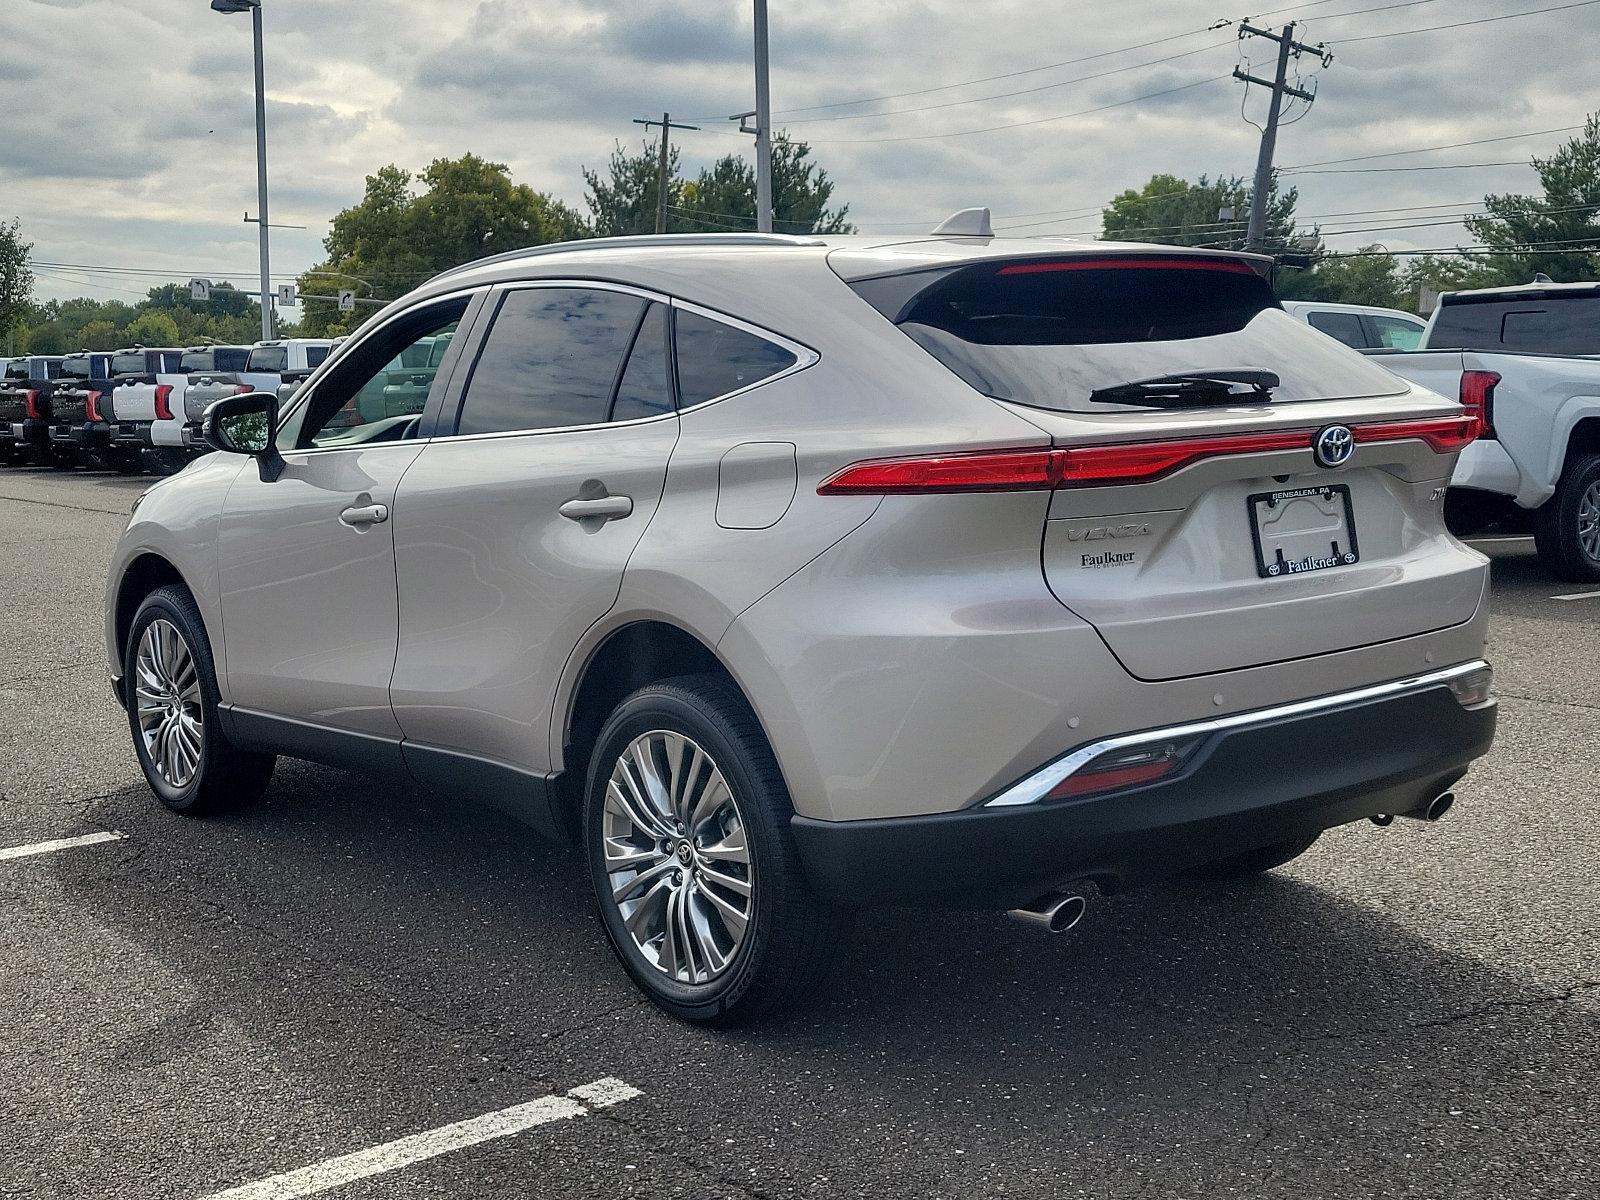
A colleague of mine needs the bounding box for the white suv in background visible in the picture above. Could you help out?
[105,231,1497,1024]
[1282,300,1427,351]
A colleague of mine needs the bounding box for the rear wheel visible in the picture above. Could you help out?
[584,674,849,1026]
[125,584,276,815]
[1533,454,1600,582]
[1188,833,1321,881]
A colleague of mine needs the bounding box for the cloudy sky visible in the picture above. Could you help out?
[1,0,1594,304]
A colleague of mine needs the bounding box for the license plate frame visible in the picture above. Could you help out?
[1247,483,1360,579]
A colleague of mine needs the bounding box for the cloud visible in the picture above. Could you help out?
[0,0,1593,302]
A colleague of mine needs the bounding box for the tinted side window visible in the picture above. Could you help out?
[304,345,331,369]
[215,348,250,372]
[611,303,673,422]
[674,310,797,407]
[1306,311,1367,348]
[457,287,645,435]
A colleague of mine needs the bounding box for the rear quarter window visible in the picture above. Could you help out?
[851,257,1407,413]
[673,310,797,406]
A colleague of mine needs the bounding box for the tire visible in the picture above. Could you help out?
[584,674,850,1026]
[124,584,276,815]
[111,448,145,475]
[1187,833,1321,881]
[1533,454,1600,583]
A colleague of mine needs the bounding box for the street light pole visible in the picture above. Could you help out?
[250,1,272,341]
[213,0,273,341]
[752,0,773,233]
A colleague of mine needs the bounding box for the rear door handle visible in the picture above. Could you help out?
[339,502,389,527]
[559,494,634,522]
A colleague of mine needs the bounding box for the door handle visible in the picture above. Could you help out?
[559,494,633,522]
[339,502,389,527]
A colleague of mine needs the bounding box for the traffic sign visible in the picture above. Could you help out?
[189,278,212,301]
[338,289,356,313]
[277,283,297,307]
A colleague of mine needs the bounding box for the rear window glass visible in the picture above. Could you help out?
[216,348,250,372]
[59,358,91,381]
[181,352,215,373]
[249,345,288,372]
[112,353,147,375]
[305,345,330,369]
[4,361,27,381]
[1429,295,1600,355]
[674,310,796,406]
[852,259,1408,413]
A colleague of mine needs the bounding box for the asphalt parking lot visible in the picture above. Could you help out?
[1,464,1596,1200]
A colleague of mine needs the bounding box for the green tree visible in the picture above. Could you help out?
[584,133,855,236]
[1398,253,1510,301]
[1,217,32,353]
[78,319,119,351]
[1465,113,1600,282]
[1101,173,1305,251]
[298,154,586,335]
[124,311,181,347]
[584,141,683,236]
[1276,246,1409,308]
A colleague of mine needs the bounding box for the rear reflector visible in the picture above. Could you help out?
[86,391,103,423]
[820,417,1477,495]
[1044,739,1199,801]
[1459,370,1499,441]
[24,390,42,419]
[153,384,174,422]
[996,256,1258,276]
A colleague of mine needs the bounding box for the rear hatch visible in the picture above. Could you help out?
[839,247,1484,680]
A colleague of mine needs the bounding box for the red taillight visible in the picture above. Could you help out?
[1352,415,1477,454]
[24,389,42,419]
[996,256,1258,276]
[1459,370,1499,441]
[820,417,1478,496]
[153,384,174,422]
[817,448,1065,495]
[234,383,254,395]
[86,391,103,423]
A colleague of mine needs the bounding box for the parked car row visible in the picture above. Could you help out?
[0,338,337,475]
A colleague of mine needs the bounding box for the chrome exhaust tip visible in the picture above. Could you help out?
[1007,891,1088,934]
[1373,790,1457,826]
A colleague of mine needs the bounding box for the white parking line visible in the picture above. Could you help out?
[1552,589,1600,601]
[200,1077,643,1200]
[0,831,125,862]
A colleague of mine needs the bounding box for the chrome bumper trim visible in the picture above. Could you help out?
[984,660,1493,808]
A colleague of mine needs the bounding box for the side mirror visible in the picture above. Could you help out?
[203,392,285,482]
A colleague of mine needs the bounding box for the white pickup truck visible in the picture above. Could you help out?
[1372,280,1600,581]
[238,338,335,393]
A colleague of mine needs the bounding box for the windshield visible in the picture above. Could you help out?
[852,258,1408,413]
[1429,294,1600,356]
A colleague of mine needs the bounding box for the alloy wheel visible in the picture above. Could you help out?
[602,730,754,985]
[1579,481,1600,562]
[134,618,204,788]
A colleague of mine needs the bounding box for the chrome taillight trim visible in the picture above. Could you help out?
[983,660,1493,809]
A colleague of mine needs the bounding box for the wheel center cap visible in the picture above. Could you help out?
[675,842,692,865]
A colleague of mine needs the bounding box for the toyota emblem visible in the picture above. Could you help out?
[1314,424,1354,469]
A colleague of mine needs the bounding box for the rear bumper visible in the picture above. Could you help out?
[1450,439,1522,502]
[18,418,51,447]
[791,666,1496,908]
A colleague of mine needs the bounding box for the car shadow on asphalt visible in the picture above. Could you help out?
[54,760,1599,1194]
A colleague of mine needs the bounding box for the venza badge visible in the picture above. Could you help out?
[1314,424,1355,468]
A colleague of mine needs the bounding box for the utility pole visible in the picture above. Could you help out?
[633,113,699,234]
[752,0,774,232]
[1234,21,1330,252]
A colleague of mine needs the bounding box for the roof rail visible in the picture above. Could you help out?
[427,232,827,287]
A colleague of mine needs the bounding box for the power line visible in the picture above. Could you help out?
[797,73,1232,144]
[1284,125,1585,170]
[779,41,1232,124]
[1330,0,1600,44]
[1288,161,1531,174]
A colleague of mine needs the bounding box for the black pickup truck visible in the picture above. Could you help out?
[46,352,137,470]
[0,355,65,465]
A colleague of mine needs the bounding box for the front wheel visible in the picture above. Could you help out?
[584,675,849,1026]
[125,585,276,814]
[1533,454,1600,582]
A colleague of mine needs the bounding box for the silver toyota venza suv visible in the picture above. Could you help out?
[105,227,1497,1024]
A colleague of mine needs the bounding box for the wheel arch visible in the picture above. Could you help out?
[113,552,192,674]
[552,618,748,840]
